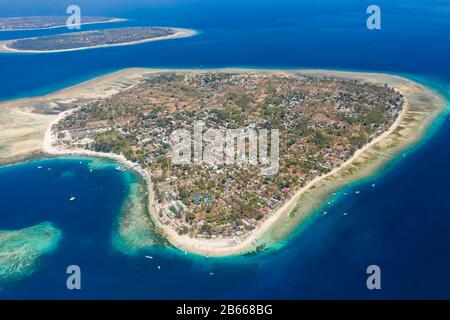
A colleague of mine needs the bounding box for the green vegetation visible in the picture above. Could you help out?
[8,27,177,51]
[54,72,404,239]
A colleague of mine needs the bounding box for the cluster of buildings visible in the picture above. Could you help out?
[54,72,404,240]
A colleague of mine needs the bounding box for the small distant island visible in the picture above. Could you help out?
[0,27,196,53]
[0,16,124,31]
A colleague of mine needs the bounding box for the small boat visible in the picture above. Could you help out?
[157,265,161,270]
[371,184,376,187]
[145,255,153,259]
[37,166,43,169]
[69,197,76,201]
[343,212,348,216]
[209,272,214,276]
[323,211,328,216]
[355,191,360,194]
[89,169,93,173]
[48,168,52,171]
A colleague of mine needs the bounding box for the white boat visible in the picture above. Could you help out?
[355,191,360,194]
[69,197,76,201]
[37,166,43,169]
[323,211,328,216]
[157,265,161,270]
[343,212,348,216]
[145,255,153,259]
[371,184,376,187]
[209,272,214,276]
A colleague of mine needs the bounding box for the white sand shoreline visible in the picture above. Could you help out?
[0,68,445,256]
[34,68,448,257]
[0,28,197,54]
[43,108,138,169]
[146,97,409,256]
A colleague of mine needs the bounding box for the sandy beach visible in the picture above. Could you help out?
[1,68,447,257]
[0,28,197,54]
[43,108,139,169]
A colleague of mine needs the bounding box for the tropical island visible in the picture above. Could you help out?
[52,73,404,239]
[0,27,196,53]
[0,68,446,257]
[0,16,124,31]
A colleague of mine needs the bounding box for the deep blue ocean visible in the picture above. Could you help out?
[0,0,449,299]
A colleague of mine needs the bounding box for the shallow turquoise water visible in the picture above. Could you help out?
[0,0,450,298]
